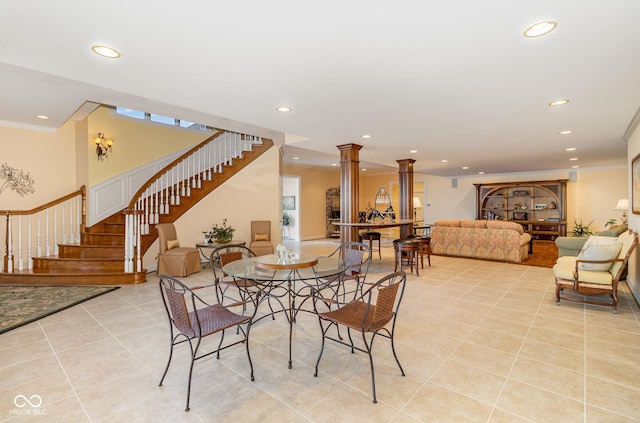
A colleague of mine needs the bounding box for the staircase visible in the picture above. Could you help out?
[0,132,274,286]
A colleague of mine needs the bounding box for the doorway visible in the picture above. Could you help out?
[282,175,300,241]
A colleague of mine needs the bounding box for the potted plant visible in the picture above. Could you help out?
[570,218,593,237]
[209,218,235,243]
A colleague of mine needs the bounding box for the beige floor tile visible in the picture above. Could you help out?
[305,383,401,422]
[586,353,640,389]
[401,327,462,357]
[509,356,584,401]
[488,408,533,423]
[586,376,640,420]
[402,382,493,423]
[464,327,524,355]
[0,354,62,392]
[449,341,516,376]
[496,379,584,422]
[430,359,506,405]
[0,326,46,351]
[518,338,585,373]
[586,405,640,423]
[3,396,91,423]
[477,315,531,339]
[525,325,585,351]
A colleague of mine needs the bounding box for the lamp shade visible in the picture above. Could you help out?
[614,199,629,211]
[413,196,422,208]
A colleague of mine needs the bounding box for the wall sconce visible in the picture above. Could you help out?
[94,132,114,161]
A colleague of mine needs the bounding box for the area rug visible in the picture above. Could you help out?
[520,241,558,268]
[0,286,120,334]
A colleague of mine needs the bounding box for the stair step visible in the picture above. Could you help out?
[103,222,125,234]
[81,233,125,246]
[0,270,147,285]
[58,244,124,259]
[32,257,128,273]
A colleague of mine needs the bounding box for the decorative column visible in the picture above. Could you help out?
[397,159,416,239]
[337,143,362,243]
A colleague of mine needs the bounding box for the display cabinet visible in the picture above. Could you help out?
[326,187,340,238]
[475,180,567,240]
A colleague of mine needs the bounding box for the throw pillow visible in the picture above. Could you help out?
[577,236,622,271]
[255,233,269,241]
[167,239,180,250]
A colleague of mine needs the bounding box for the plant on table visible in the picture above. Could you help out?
[570,218,593,237]
[204,218,235,243]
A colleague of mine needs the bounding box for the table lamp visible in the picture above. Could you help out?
[413,196,422,222]
[614,198,629,224]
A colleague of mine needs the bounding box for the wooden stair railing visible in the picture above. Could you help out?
[1,186,86,273]
[121,130,271,256]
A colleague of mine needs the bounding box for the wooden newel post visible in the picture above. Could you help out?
[397,159,416,239]
[337,143,362,244]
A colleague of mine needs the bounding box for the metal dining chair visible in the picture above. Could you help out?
[313,271,407,403]
[158,274,260,411]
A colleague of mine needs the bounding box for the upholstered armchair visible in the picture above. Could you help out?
[156,223,201,277]
[249,220,274,256]
[553,230,637,313]
[555,224,628,257]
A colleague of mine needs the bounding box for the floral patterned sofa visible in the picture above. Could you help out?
[430,219,532,263]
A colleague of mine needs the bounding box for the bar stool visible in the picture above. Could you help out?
[411,235,431,267]
[360,231,381,259]
[393,238,421,275]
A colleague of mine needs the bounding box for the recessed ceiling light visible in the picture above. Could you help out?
[361,134,372,139]
[523,20,558,38]
[362,168,367,171]
[276,106,291,113]
[572,165,579,169]
[293,157,299,160]
[462,166,469,170]
[549,99,569,106]
[569,158,578,161]
[36,115,49,120]
[478,171,485,175]
[410,150,418,153]
[91,45,121,58]
[441,159,448,163]
[559,130,573,135]
[566,147,576,151]
[331,163,337,166]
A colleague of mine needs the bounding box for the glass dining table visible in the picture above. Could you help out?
[223,253,348,369]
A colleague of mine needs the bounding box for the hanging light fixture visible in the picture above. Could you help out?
[94,133,114,160]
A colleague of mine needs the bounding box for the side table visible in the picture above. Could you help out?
[196,241,246,268]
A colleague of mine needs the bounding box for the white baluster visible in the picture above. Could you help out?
[136,212,142,272]
[27,215,33,269]
[76,196,81,243]
[61,203,66,245]
[7,215,12,272]
[52,207,58,256]
[17,215,23,271]
[36,214,42,258]
[45,209,50,257]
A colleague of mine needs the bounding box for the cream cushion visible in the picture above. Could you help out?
[167,239,180,250]
[254,233,269,241]
[577,236,622,271]
[553,256,614,285]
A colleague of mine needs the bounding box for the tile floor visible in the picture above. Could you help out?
[1,239,640,422]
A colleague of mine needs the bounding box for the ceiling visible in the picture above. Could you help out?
[1,1,639,177]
